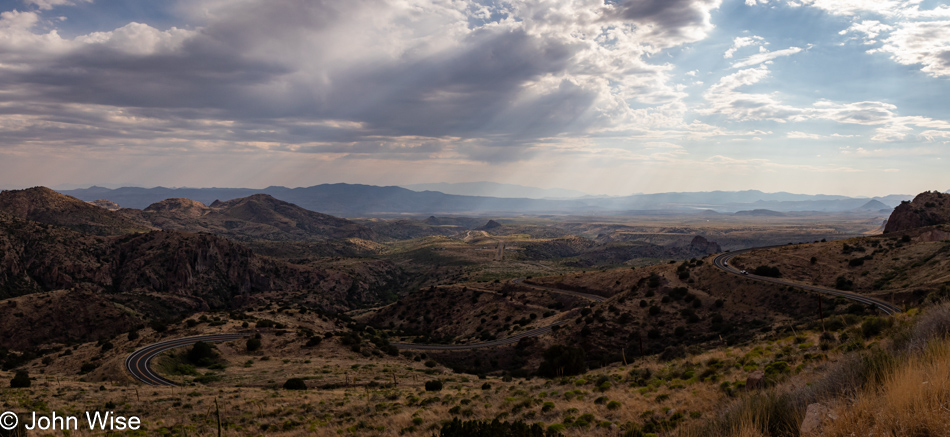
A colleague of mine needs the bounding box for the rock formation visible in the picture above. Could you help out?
[884,191,950,233]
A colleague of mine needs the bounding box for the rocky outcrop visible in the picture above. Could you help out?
[88,199,122,210]
[689,236,722,255]
[884,191,950,233]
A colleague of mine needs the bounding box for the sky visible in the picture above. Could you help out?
[0,0,948,196]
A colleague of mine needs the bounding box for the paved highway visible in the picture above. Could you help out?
[713,247,901,315]
[512,278,607,302]
[125,334,248,386]
[393,278,606,351]
[392,321,568,351]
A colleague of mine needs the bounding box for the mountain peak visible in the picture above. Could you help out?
[0,186,148,235]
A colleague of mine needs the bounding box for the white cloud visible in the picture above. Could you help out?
[731,45,805,68]
[787,131,823,139]
[871,21,950,77]
[724,35,764,58]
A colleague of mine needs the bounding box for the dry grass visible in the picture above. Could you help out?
[823,336,950,436]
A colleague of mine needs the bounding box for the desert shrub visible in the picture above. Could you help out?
[425,380,444,391]
[537,345,587,378]
[187,342,217,366]
[861,317,890,339]
[127,330,140,341]
[607,400,621,410]
[836,276,855,291]
[10,370,30,388]
[283,378,307,390]
[905,302,950,352]
[246,337,262,352]
[79,362,98,374]
[753,266,781,278]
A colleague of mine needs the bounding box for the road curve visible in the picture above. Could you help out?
[513,278,607,302]
[392,278,605,351]
[392,321,568,351]
[125,333,248,386]
[713,247,901,315]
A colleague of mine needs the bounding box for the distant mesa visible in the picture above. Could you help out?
[734,209,785,217]
[87,199,122,211]
[884,191,950,233]
[854,199,891,212]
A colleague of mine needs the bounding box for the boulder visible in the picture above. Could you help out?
[800,402,837,436]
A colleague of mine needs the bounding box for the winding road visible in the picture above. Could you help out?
[130,245,900,380]
[713,247,901,315]
[125,334,248,386]
[392,278,605,351]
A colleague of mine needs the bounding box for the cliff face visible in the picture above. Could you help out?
[884,191,950,233]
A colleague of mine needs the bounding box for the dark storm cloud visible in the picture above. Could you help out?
[0,0,722,162]
[609,0,720,45]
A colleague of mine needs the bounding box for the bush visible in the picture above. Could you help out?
[79,362,98,374]
[10,370,30,388]
[753,266,781,278]
[187,342,217,366]
[606,400,621,410]
[861,317,889,339]
[127,330,140,341]
[836,276,855,291]
[425,380,444,392]
[537,345,587,378]
[283,378,307,390]
[246,337,262,352]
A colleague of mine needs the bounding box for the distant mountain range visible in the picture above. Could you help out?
[401,181,593,199]
[53,184,914,217]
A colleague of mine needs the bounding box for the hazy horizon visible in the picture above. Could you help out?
[0,0,948,196]
[21,180,940,200]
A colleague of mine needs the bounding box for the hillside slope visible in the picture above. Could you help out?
[0,187,151,235]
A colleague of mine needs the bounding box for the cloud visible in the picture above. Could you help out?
[787,131,823,139]
[724,35,763,58]
[0,0,731,163]
[23,0,91,11]
[871,21,950,77]
[610,0,723,48]
[731,45,805,68]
